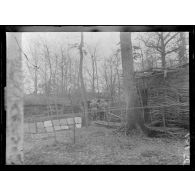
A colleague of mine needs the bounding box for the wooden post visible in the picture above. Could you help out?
[68,88,76,144]
[51,120,57,143]
[73,120,76,144]
[55,95,59,119]
[162,89,166,128]
[107,101,110,127]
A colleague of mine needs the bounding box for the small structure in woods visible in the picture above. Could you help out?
[24,63,189,131]
[24,95,81,119]
[135,63,189,129]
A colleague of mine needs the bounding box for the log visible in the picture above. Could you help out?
[94,120,121,128]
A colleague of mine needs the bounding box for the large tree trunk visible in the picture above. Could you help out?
[6,33,24,164]
[120,32,149,135]
[79,32,89,127]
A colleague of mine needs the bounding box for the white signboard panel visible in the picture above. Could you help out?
[44,120,52,127]
[75,117,82,124]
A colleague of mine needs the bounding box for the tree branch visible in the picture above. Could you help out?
[145,41,162,53]
[85,68,93,78]
[164,32,171,40]
[141,36,162,53]
[156,35,161,51]
[165,47,180,55]
[14,37,35,80]
[165,32,179,46]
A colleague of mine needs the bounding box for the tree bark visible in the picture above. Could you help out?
[6,33,24,164]
[79,32,89,127]
[44,44,52,95]
[60,48,65,95]
[120,32,149,135]
[90,54,95,95]
[95,58,99,96]
[179,32,187,65]
[160,32,166,68]
[34,66,38,94]
[115,55,121,100]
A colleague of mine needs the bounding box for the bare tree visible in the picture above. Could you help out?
[41,42,59,96]
[141,32,180,68]
[43,43,53,95]
[120,32,149,135]
[113,50,122,100]
[102,57,117,101]
[16,38,41,95]
[60,47,65,95]
[79,32,89,127]
[86,43,101,97]
[89,49,96,95]
[28,42,42,95]
[59,47,70,96]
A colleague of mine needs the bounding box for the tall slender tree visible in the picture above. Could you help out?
[79,32,89,127]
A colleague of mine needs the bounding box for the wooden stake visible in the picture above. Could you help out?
[68,88,76,144]
[73,121,76,144]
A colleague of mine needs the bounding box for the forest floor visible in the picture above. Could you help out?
[24,124,186,165]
